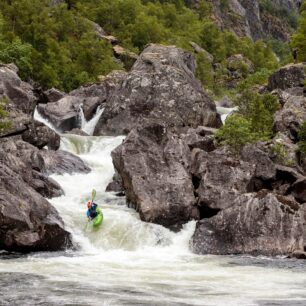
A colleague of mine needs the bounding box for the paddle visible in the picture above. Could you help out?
[91,188,96,202]
[84,189,97,230]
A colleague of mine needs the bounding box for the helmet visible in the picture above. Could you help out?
[87,201,92,208]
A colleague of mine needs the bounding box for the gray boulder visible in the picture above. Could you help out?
[268,63,306,91]
[95,44,221,136]
[37,96,82,132]
[111,123,199,228]
[0,64,36,115]
[191,193,305,256]
[0,163,72,253]
[22,120,60,150]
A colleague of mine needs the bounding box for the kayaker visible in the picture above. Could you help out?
[86,201,99,220]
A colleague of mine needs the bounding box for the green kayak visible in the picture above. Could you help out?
[93,207,103,227]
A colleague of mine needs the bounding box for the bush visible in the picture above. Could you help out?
[216,91,280,152]
[0,97,11,134]
[215,114,257,152]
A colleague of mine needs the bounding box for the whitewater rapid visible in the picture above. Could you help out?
[1,111,306,305]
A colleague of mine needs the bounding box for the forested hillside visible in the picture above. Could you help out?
[0,0,302,93]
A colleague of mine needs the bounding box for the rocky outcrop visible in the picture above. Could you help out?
[0,162,72,253]
[189,138,306,256]
[22,120,60,150]
[95,44,221,136]
[37,96,82,132]
[40,149,90,175]
[191,193,305,256]
[203,0,299,41]
[268,63,306,91]
[0,64,36,115]
[112,123,199,228]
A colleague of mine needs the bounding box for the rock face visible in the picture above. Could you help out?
[112,123,199,228]
[191,193,305,256]
[37,96,83,132]
[0,162,72,253]
[190,139,306,256]
[95,44,221,136]
[268,64,306,91]
[0,138,75,252]
[22,120,60,150]
[204,0,299,41]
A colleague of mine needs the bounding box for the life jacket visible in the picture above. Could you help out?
[87,203,98,219]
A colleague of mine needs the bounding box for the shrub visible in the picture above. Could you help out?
[0,97,11,134]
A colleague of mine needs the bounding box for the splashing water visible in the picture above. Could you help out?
[80,106,104,135]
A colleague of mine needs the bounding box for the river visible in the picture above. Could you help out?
[1,110,306,306]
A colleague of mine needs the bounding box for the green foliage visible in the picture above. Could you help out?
[298,122,306,153]
[0,1,121,91]
[216,91,280,152]
[215,114,256,152]
[0,0,280,93]
[0,38,33,79]
[291,5,306,62]
[0,97,11,133]
[272,142,295,167]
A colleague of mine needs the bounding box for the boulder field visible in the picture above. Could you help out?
[0,64,90,252]
[2,42,306,258]
[108,60,306,257]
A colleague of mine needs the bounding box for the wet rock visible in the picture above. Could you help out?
[0,163,72,253]
[106,181,124,193]
[191,193,305,256]
[268,63,306,91]
[289,251,306,259]
[95,44,221,136]
[37,96,82,132]
[70,70,127,121]
[22,120,60,150]
[65,128,89,136]
[40,150,90,175]
[112,123,198,228]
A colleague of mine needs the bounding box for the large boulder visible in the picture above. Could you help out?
[0,163,72,253]
[189,138,306,256]
[40,149,91,175]
[111,123,199,228]
[37,96,83,132]
[268,63,306,91]
[95,44,221,136]
[191,193,305,256]
[191,148,256,216]
[0,64,36,115]
[0,139,63,198]
[22,120,60,150]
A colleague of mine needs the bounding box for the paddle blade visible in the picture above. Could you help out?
[91,189,96,201]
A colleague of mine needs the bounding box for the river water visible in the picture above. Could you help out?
[1,111,306,306]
